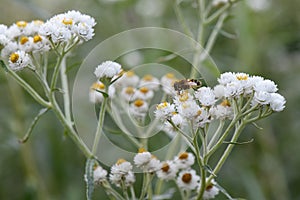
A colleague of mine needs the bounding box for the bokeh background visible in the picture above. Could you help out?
[0,0,299,199]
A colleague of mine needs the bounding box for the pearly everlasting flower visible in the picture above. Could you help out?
[89,81,115,103]
[120,86,136,102]
[109,159,135,187]
[161,73,177,95]
[1,41,18,57]
[8,51,30,71]
[32,34,50,52]
[18,36,33,52]
[269,93,286,112]
[139,74,160,90]
[93,166,108,184]
[94,61,122,79]
[156,160,178,181]
[195,107,211,128]
[224,81,244,98]
[155,102,176,120]
[133,86,154,100]
[129,99,149,120]
[203,179,220,200]
[210,100,233,120]
[218,72,236,85]
[254,79,278,93]
[116,71,140,87]
[174,152,195,169]
[173,92,194,106]
[252,91,271,105]
[176,169,200,191]
[195,87,216,106]
[213,85,226,99]
[133,148,152,169]
[177,100,200,119]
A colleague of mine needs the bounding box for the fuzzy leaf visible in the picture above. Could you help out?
[85,158,96,200]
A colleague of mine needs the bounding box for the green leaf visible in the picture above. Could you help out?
[0,60,8,72]
[223,138,254,145]
[85,158,96,200]
[19,108,49,143]
[95,89,109,98]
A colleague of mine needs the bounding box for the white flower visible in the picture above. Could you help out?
[195,87,216,106]
[195,107,211,128]
[210,100,233,120]
[94,61,122,79]
[8,51,30,71]
[224,81,244,98]
[133,86,154,100]
[156,161,178,181]
[203,179,220,200]
[177,100,200,119]
[163,113,186,137]
[109,159,135,187]
[74,22,95,41]
[269,93,286,112]
[173,92,194,106]
[139,74,160,90]
[218,72,236,85]
[120,86,136,102]
[161,73,177,95]
[134,149,152,168]
[174,152,195,169]
[93,166,107,184]
[213,85,226,99]
[116,71,140,87]
[155,102,176,120]
[18,36,33,52]
[176,169,200,191]
[129,99,149,120]
[254,79,278,93]
[252,91,271,105]
[89,81,115,103]
[1,41,18,57]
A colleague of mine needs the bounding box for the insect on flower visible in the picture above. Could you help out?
[173,79,202,94]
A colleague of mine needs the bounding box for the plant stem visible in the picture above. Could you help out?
[60,56,72,122]
[92,97,108,154]
[7,68,51,108]
[207,121,245,183]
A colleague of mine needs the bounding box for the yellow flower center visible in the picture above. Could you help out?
[16,21,27,28]
[138,147,147,153]
[116,159,127,165]
[178,152,188,160]
[139,87,149,94]
[143,74,153,81]
[10,53,19,63]
[62,18,73,25]
[125,87,135,95]
[196,110,202,116]
[236,74,248,80]
[33,20,44,25]
[20,36,29,45]
[161,163,170,172]
[182,173,192,183]
[91,82,105,90]
[126,71,135,77]
[157,102,168,109]
[221,99,230,107]
[165,73,175,79]
[179,92,189,102]
[134,99,144,107]
[33,35,42,43]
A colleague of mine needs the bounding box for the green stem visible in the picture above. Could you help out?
[92,97,108,154]
[60,56,72,122]
[7,68,51,108]
[174,2,194,38]
[208,120,225,149]
[207,121,246,183]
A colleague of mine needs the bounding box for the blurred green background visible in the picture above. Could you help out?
[0,0,299,199]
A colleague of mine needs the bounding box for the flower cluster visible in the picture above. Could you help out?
[155,72,286,136]
[0,10,95,71]
[90,150,220,199]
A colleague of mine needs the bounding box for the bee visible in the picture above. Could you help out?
[173,79,202,94]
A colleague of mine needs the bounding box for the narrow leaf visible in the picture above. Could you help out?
[19,108,49,143]
[94,89,109,98]
[0,60,8,72]
[85,158,96,200]
[223,138,254,145]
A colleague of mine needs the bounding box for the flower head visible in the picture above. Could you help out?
[94,61,122,79]
[174,152,195,169]
[176,169,200,191]
[156,160,178,181]
[8,50,30,71]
